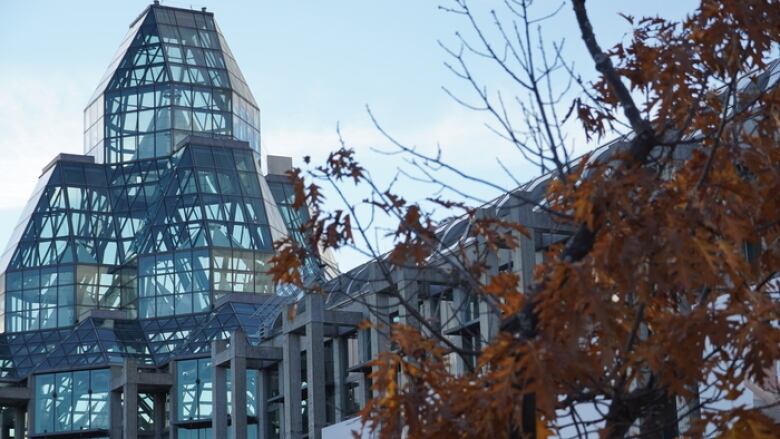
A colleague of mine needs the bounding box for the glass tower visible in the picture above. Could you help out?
[0,4,323,438]
[84,5,260,164]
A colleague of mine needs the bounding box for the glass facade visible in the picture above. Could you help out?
[266,175,324,284]
[135,144,275,256]
[137,249,211,318]
[0,142,289,334]
[176,358,260,438]
[34,368,111,434]
[85,6,260,163]
[38,317,154,370]
[0,1,331,380]
[179,299,288,356]
[0,3,330,439]
[178,358,214,421]
[5,267,74,332]
[2,160,138,332]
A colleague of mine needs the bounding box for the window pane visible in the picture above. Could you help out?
[90,370,111,430]
[174,109,192,130]
[178,359,198,420]
[34,374,55,433]
[72,371,90,430]
[198,359,213,418]
[55,373,73,431]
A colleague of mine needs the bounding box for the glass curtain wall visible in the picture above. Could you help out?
[86,5,261,164]
[266,176,323,282]
[176,358,259,438]
[33,369,111,434]
[138,249,211,319]
[4,162,138,331]
[5,267,74,332]
[133,144,276,319]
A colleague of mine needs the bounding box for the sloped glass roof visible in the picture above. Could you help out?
[177,295,290,355]
[0,328,70,380]
[266,174,327,285]
[139,313,208,364]
[85,4,261,163]
[0,167,56,273]
[134,143,276,255]
[4,161,126,272]
[34,317,154,372]
[88,11,150,105]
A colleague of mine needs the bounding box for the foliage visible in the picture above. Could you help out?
[269,0,780,437]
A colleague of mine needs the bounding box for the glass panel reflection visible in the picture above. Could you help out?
[33,369,110,434]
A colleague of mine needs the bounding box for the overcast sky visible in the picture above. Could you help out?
[0,0,697,269]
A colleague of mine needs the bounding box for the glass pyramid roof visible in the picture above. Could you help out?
[33,317,154,372]
[84,4,261,163]
[177,295,291,356]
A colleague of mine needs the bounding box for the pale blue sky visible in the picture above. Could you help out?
[0,0,697,269]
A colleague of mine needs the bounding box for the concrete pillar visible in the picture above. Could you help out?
[331,336,347,422]
[393,271,415,328]
[123,358,139,439]
[168,361,178,439]
[367,293,390,357]
[517,205,536,291]
[449,287,467,375]
[123,382,138,439]
[479,251,500,343]
[305,321,326,438]
[0,409,9,439]
[478,298,499,344]
[213,343,228,437]
[257,369,269,439]
[25,375,34,439]
[366,293,390,400]
[153,393,166,439]
[110,390,123,439]
[282,332,302,439]
[12,408,23,439]
[109,364,123,439]
[230,331,248,439]
[356,329,370,409]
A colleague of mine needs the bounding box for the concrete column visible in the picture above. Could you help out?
[367,293,390,357]
[257,369,268,439]
[0,409,9,439]
[478,298,499,344]
[123,382,138,439]
[393,271,415,328]
[367,293,390,400]
[305,321,326,438]
[12,408,23,439]
[153,393,166,439]
[230,331,248,439]
[425,294,439,335]
[479,251,500,343]
[110,390,123,439]
[168,361,178,439]
[517,205,536,291]
[123,358,139,439]
[449,287,467,376]
[331,336,347,422]
[25,375,34,439]
[213,346,228,437]
[109,364,123,439]
[282,332,302,439]
[355,329,370,409]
